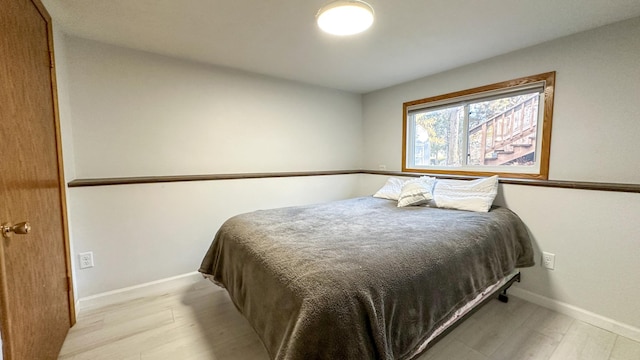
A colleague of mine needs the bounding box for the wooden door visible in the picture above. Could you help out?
[0,0,75,359]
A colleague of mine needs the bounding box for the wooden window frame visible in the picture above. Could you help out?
[402,72,556,180]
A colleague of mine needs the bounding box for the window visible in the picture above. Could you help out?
[403,72,555,179]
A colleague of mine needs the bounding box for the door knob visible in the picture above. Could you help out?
[1,222,31,238]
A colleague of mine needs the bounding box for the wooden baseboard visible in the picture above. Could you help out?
[509,286,640,342]
[76,272,204,312]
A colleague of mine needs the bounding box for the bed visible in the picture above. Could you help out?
[199,196,534,359]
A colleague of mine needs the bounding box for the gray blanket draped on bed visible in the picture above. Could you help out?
[199,197,534,360]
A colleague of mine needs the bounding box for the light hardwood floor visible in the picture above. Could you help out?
[59,281,640,360]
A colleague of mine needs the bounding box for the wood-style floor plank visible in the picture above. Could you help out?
[423,340,488,360]
[58,281,638,360]
[548,321,617,360]
[609,336,640,360]
[523,306,575,341]
[454,296,538,356]
[490,326,560,360]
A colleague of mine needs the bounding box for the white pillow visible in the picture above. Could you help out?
[431,176,499,212]
[397,177,437,207]
[373,177,407,200]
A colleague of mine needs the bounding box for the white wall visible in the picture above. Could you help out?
[361,17,640,331]
[51,27,79,305]
[60,36,364,297]
[52,29,76,182]
[65,37,362,178]
[70,175,360,297]
[363,17,640,184]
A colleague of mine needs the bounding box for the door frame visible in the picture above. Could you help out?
[0,0,76,356]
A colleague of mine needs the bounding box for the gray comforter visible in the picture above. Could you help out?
[199,197,534,359]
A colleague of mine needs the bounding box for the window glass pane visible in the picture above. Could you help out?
[468,93,539,167]
[412,105,464,167]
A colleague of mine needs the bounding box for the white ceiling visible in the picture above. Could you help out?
[42,0,640,93]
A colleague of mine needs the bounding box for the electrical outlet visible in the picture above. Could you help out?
[79,252,94,269]
[379,165,386,170]
[542,252,555,270]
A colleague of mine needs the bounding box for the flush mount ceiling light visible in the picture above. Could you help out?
[316,0,374,36]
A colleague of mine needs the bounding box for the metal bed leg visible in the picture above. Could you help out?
[498,272,521,303]
[498,290,509,303]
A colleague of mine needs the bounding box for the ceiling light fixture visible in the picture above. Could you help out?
[316,0,374,36]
